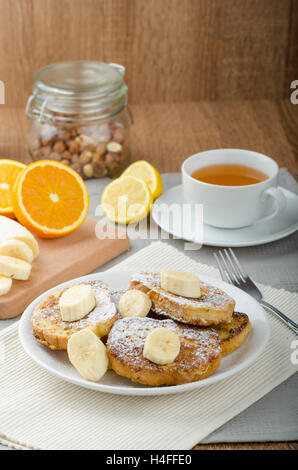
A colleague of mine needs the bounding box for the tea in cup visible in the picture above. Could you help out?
[182,149,286,228]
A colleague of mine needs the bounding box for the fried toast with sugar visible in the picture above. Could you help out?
[149,310,252,356]
[107,317,222,386]
[32,280,117,350]
[213,312,252,356]
[129,271,235,326]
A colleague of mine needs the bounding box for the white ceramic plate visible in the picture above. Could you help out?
[152,185,298,247]
[19,270,270,396]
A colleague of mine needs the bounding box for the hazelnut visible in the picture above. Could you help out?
[31,121,127,178]
[58,128,71,142]
[80,150,93,165]
[80,134,96,151]
[41,145,52,157]
[71,154,79,163]
[104,152,119,173]
[53,141,66,153]
[105,152,118,165]
[32,150,41,160]
[70,162,82,175]
[41,137,54,147]
[112,128,125,144]
[92,151,104,164]
[70,128,79,138]
[61,150,72,161]
[83,163,94,178]
[68,140,81,154]
[95,144,106,158]
[92,160,106,177]
[49,152,61,161]
[117,151,127,163]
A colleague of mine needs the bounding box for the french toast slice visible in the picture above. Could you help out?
[149,310,252,356]
[107,317,222,386]
[32,280,117,350]
[129,271,235,326]
[213,312,252,356]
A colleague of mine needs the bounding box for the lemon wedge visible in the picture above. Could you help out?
[101,176,153,224]
[121,161,163,200]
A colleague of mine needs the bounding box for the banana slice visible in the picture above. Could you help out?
[67,329,108,382]
[60,284,96,322]
[0,275,12,296]
[143,327,180,365]
[0,239,34,263]
[0,215,39,258]
[118,289,152,318]
[12,235,39,259]
[161,270,201,298]
[0,255,31,280]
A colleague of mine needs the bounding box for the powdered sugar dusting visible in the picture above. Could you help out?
[107,317,221,368]
[130,271,234,309]
[35,280,116,329]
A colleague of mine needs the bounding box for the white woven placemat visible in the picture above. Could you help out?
[0,242,297,450]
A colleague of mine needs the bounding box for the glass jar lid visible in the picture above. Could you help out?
[27,61,128,122]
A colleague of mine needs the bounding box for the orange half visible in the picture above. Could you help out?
[0,159,26,218]
[13,160,89,238]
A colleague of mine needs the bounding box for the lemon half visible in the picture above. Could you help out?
[101,176,153,224]
[121,161,163,200]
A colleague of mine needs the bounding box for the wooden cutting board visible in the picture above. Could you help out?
[0,218,130,319]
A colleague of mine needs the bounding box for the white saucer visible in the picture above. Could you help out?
[152,185,298,247]
[19,270,269,396]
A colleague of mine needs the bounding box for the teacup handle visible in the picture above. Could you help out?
[258,187,287,223]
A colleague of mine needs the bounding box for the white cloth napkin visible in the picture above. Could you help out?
[0,242,297,450]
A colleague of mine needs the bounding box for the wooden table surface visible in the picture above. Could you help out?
[0,102,297,451]
[0,100,297,177]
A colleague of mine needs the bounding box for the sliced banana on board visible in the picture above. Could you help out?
[60,284,96,322]
[143,327,181,365]
[118,289,152,318]
[0,238,34,263]
[0,275,12,296]
[67,329,108,382]
[0,215,39,258]
[0,255,32,280]
[161,270,201,298]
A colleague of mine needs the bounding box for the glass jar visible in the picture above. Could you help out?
[26,61,132,179]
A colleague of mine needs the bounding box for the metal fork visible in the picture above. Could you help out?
[214,248,298,335]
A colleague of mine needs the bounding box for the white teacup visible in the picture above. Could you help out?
[182,149,286,229]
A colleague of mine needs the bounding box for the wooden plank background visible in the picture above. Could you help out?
[0,0,296,107]
[1,101,297,178]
